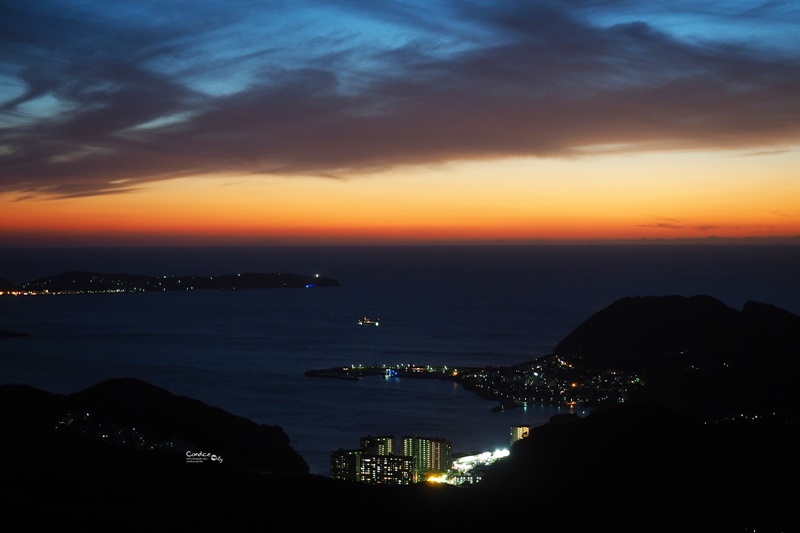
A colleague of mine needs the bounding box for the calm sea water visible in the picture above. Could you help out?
[1,244,799,475]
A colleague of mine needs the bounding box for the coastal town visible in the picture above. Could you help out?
[311,357,643,484]
[305,355,643,411]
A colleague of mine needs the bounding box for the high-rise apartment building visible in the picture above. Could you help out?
[360,435,395,456]
[359,454,417,485]
[400,435,452,478]
[333,434,453,483]
[330,448,362,481]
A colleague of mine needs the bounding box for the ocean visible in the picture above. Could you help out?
[1,244,798,476]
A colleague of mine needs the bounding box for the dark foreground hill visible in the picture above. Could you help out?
[2,381,795,532]
[0,379,504,530]
[477,402,799,532]
[2,295,799,531]
[0,378,308,476]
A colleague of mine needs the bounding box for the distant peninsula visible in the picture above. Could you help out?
[1,271,340,295]
[0,328,29,338]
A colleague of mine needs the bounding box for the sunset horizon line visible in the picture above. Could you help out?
[3,235,799,249]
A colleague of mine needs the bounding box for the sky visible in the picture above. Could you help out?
[1,0,799,246]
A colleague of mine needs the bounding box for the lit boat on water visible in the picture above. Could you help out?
[357,316,380,326]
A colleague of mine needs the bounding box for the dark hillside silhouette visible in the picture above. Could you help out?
[555,295,747,372]
[478,401,798,531]
[0,378,308,477]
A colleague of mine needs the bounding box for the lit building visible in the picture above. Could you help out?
[334,434,453,483]
[401,435,452,478]
[510,425,531,446]
[359,454,417,485]
[360,435,395,456]
[330,448,361,481]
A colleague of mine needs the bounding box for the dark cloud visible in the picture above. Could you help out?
[640,222,720,232]
[1,0,799,198]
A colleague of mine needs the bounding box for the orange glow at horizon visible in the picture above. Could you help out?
[2,149,799,246]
